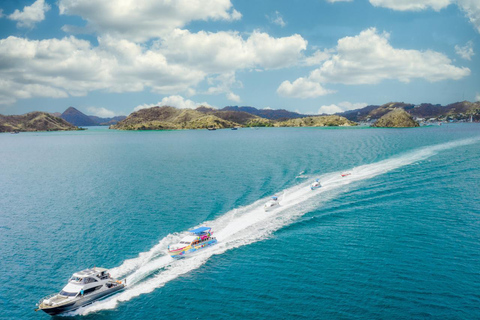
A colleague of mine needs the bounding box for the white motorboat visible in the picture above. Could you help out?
[310,179,321,190]
[264,196,279,212]
[36,267,125,316]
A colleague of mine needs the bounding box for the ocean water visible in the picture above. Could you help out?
[1,124,480,320]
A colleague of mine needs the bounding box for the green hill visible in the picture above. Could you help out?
[0,112,81,132]
[371,108,419,128]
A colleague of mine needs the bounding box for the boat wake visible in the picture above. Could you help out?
[69,137,480,316]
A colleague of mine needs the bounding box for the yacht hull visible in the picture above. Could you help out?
[39,284,124,316]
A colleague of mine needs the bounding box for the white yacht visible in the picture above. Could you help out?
[36,267,125,316]
[310,179,321,190]
[264,196,280,212]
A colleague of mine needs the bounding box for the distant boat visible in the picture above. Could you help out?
[207,127,216,131]
[231,127,238,130]
[11,130,20,134]
[341,172,351,177]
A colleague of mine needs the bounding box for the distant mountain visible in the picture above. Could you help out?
[61,107,97,126]
[0,112,80,132]
[275,115,357,127]
[337,101,480,122]
[111,106,238,130]
[196,106,273,127]
[89,115,126,126]
[221,106,307,120]
[60,107,126,126]
[372,108,419,128]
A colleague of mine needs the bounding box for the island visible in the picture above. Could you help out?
[111,106,355,130]
[371,108,420,128]
[0,112,82,133]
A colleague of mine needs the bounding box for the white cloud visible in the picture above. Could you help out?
[369,0,452,11]
[277,77,335,98]
[133,96,214,112]
[278,28,470,98]
[455,41,474,60]
[8,0,50,28]
[304,49,333,66]
[457,0,480,33]
[476,92,480,101]
[58,0,241,42]
[368,0,480,34]
[0,9,4,18]
[226,92,241,102]
[87,107,118,118]
[318,101,367,114]
[267,11,286,27]
[0,36,204,105]
[161,29,307,73]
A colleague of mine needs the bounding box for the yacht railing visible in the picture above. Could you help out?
[36,293,58,307]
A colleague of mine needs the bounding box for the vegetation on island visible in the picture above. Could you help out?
[111,106,355,130]
[371,108,420,128]
[0,112,81,132]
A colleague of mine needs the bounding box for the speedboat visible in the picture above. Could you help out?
[264,196,279,212]
[341,172,351,177]
[35,267,125,316]
[310,179,321,190]
[168,227,217,258]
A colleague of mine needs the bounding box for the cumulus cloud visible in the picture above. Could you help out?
[160,29,307,73]
[318,101,367,114]
[312,28,470,84]
[267,11,286,27]
[457,0,480,33]
[133,96,214,112]
[277,77,335,98]
[476,92,480,101]
[0,36,204,104]
[205,72,242,101]
[58,0,241,42]
[278,28,470,98]
[368,0,480,34]
[455,41,474,60]
[8,0,50,28]
[87,107,119,118]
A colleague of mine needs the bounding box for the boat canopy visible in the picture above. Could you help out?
[272,196,278,200]
[189,227,211,234]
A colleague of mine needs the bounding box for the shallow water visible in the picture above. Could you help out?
[1,124,480,319]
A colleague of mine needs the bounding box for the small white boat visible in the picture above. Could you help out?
[35,267,125,315]
[310,179,321,190]
[264,196,279,212]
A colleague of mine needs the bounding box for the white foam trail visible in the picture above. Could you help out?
[70,137,480,316]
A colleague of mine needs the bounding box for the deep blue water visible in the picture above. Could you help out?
[1,125,480,320]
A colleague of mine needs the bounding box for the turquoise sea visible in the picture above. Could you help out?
[1,125,480,319]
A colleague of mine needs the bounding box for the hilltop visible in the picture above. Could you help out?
[371,108,419,128]
[275,115,356,127]
[337,101,480,122]
[0,112,81,132]
[112,105,354,130]
[110,106,238,130]
[220,106,307,120]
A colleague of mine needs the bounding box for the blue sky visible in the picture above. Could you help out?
[0,0,478,117]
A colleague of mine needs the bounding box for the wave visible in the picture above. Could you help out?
[69,137,480,316]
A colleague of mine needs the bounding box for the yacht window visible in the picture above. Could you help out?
[60,290,78,297]
[85,277,98,283]
[70,276,82,282]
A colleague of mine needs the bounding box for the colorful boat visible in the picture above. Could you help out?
[341,172,351,177]
[168,227,217,258]
[310,179,321,190]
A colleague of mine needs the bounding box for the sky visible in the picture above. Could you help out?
[0,0,479,117]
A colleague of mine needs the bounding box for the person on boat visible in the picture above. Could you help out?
[80,289,84,297]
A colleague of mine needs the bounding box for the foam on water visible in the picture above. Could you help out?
[70,137,480,316]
